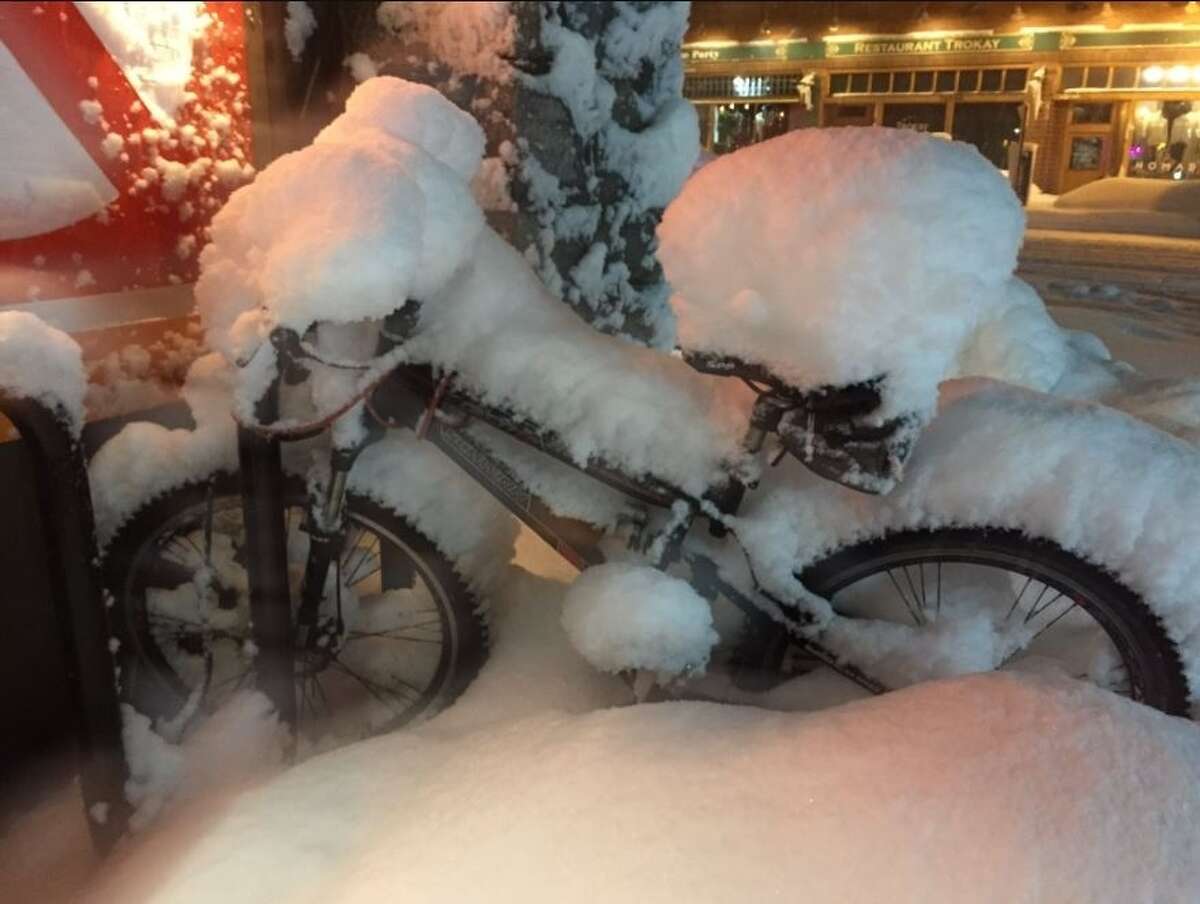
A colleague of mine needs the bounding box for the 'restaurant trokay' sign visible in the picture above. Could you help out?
[826,33,1037,57]
[683,29,1200,65]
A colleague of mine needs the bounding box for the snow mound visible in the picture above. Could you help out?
[659,128,1025,421]
[90,353,238,548]
[313,76,485,181]
[562,563,718,678]
[0,311,86,436]
[88,673,1200,903]
[955,277,1074,393]
[1053,176,1200,216]
[195,78,484,363]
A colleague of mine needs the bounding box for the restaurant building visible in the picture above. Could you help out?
[683,1,1200,194]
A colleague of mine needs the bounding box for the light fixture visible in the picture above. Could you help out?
[1142,65,1165,85]
[1188,1,1199,14]
[1169,64,1190,84]
[1012,4,1026,21]
[829,15,840,33]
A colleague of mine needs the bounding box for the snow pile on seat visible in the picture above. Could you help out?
[0,311,86,436]
[194,77,484,364]
[659,128,1026,421]
[734,380,1200,701]
[86,670,1200,903]
[562,563,718,679]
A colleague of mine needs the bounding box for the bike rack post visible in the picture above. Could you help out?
[0,393,130,853]
[236,425,297,735]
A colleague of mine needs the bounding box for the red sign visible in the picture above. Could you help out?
[0,1,253,308]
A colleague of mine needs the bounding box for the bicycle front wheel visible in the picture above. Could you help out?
[753,528,1189,716]
[102,473,488,743]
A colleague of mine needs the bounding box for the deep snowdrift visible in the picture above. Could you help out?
[84,571,1200,904]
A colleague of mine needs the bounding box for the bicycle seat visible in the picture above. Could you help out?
[682,349,883,417]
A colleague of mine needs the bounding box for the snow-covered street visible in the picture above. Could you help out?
[1019,231,1200,379]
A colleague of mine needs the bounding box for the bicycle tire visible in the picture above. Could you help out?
[749,527,1189,716]
[101,472,489,739]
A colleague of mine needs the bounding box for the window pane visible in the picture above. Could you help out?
[850,72,870,93]
[980,69,1002,92]
[892,71,913,92]
[882,102,946,132]
[951,102,1022,168]
[712,103,791,154]
[871,71,891,93]
[959,69,980,92]
[913,70,934,92]
[1004,69,1027,91]
[1112,66,1137,89]
[1061,67,1085,90]
[1128,100,1200,180]
[1071,103,1113,124]
[935,70,956,92]
[1069,136,1104,171]
[830,73,849,95]
[1086,67,1109,89]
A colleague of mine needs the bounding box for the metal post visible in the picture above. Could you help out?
[236,425,297,735]
[0,394,129,853]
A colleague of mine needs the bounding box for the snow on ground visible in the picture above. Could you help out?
[1017,230,1200,382]
[1025,178,1200,238]
[70,528,1200,903]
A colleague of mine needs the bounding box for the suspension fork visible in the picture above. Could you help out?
[294,408,375,649]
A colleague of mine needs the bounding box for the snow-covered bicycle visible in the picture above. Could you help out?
[96,79,1193,745]
[99,311,1192,744]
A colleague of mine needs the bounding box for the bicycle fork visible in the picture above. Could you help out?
[295,435,368,657]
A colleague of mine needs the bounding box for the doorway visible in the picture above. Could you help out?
[1060,102,1117,193]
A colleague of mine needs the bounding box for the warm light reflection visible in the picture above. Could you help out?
[1142,65,1165,85]
[1168,64,1191,84]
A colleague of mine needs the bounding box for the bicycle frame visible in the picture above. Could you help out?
[235,351,888,730]
[367,363,687,569]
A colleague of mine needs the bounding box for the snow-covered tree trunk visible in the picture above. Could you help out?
[504,2,694,347]
[376,1,697,348]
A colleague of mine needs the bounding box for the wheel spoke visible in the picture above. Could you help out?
[1005,575,1035,621]
[330,658,422,713]
[886,568,925,627]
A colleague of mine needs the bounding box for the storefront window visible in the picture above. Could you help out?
[882,103,946,133]
[1071,103,1113,124]
[708,103,791,154]
[1128,101,1200,180]
[1070,136,1105,171]
[952,102,1022,169]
